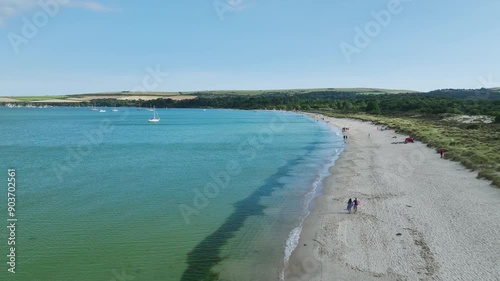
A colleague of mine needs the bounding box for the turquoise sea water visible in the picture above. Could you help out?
[0,107,343,281]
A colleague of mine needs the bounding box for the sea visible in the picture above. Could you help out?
[0,107,344,281]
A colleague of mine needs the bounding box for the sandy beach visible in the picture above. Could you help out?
[285,114,500,281]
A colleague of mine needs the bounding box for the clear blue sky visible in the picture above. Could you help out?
[1,0,499,96]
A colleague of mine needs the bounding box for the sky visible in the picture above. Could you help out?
[0,0,499,96]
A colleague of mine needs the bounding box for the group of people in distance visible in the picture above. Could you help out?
[346,198,360,214]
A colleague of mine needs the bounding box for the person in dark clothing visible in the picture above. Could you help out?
[347,198,353,213]
[353,198,359,213]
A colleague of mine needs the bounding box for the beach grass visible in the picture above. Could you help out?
[314,111,500,188]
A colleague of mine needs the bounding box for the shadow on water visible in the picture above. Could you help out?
[180,143,320,281]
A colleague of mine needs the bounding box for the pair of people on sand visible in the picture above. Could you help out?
[346,198,359,213]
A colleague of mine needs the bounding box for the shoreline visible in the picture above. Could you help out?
[280,118,345,280]
[285,114,500,280]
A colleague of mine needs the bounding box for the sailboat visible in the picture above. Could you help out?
[112,105,118,112]
[148,106,160,123]
[91,104,98,111]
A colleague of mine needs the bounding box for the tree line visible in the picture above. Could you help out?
[4,89,500,122]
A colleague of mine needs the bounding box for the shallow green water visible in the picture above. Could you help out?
[0,107,343,280]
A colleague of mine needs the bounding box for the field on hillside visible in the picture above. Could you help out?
[186,87,418,96]
[1,88,417,103]
[12,95,68,101]
[1,92,194,103]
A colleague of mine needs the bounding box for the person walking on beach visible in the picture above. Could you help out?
[353,198,360,213]
[439,149,444,158]
[347,198,353,214]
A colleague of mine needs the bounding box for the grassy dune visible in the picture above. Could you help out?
[315,111,500,188]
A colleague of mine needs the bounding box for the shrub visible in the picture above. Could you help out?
[466,124,480,130]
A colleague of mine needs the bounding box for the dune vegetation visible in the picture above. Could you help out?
[314,111,500,188]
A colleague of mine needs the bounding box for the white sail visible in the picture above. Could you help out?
[148,106,160,122]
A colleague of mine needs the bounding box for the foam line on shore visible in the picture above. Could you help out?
[280,115,344,280]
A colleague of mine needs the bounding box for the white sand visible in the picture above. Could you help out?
[285,115,500,281]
